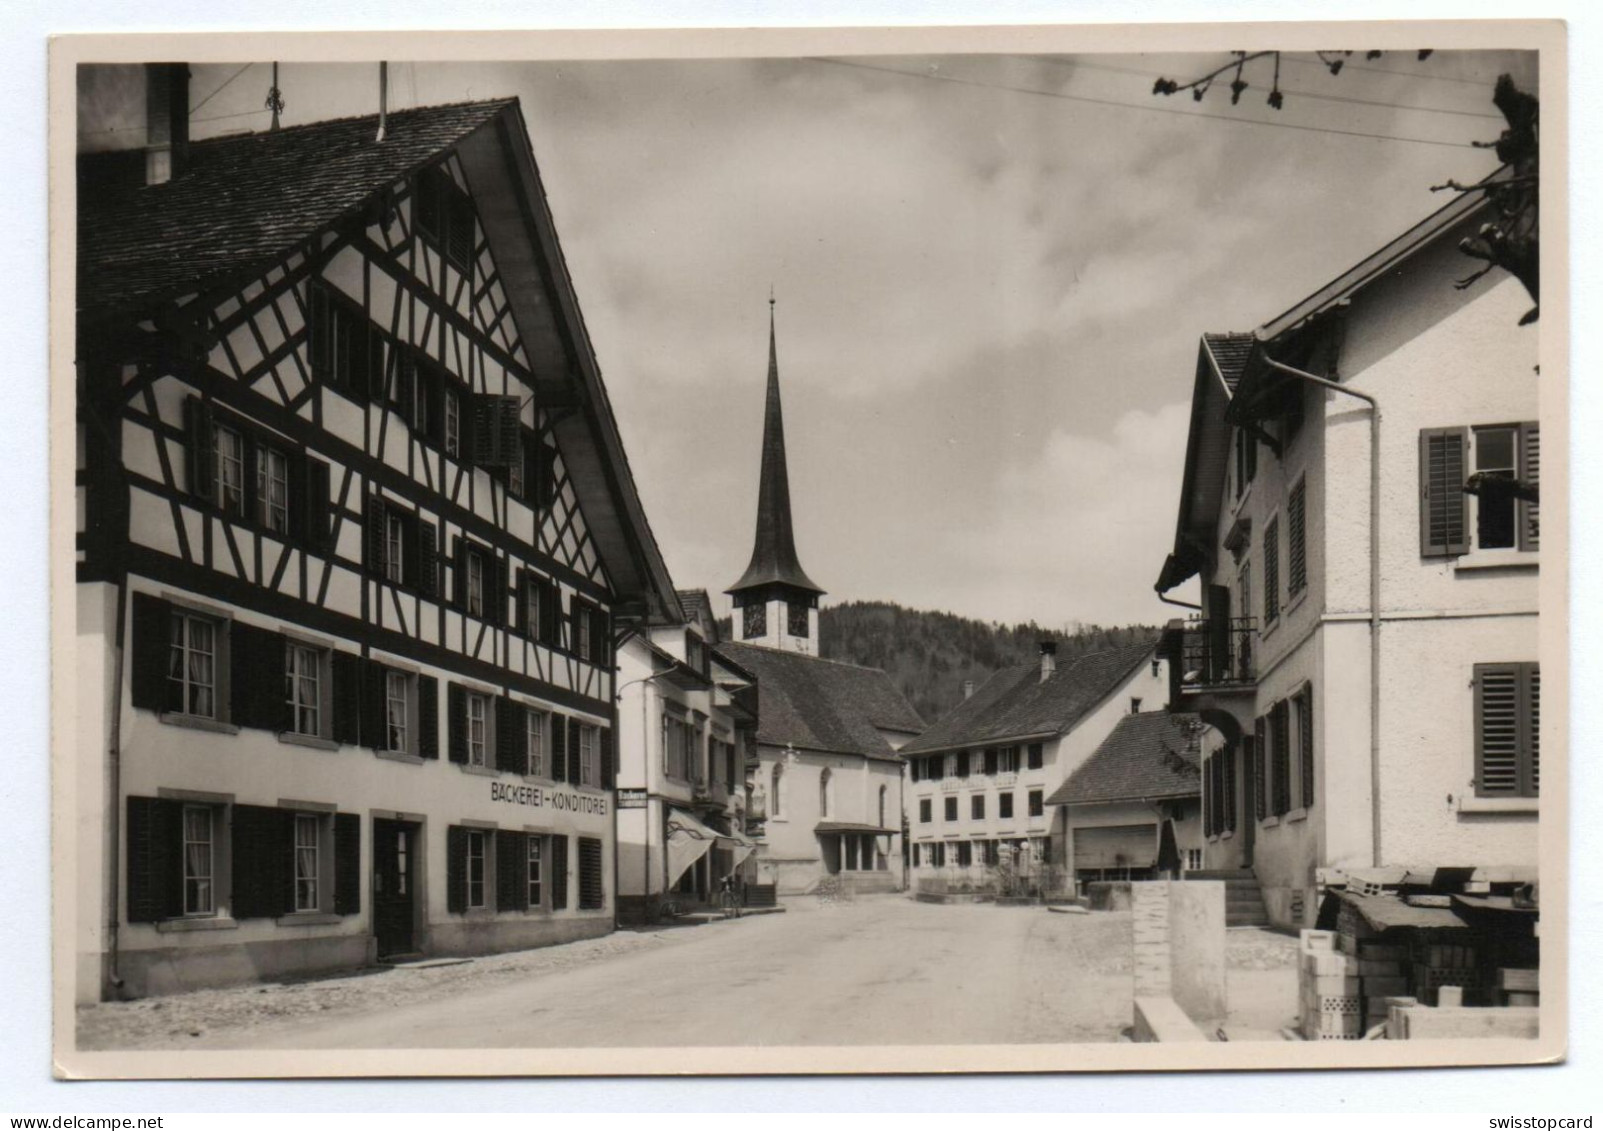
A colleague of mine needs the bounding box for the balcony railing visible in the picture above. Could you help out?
[1179,616,1258,689]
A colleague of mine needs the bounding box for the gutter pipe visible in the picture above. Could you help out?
[1261,356,1383,868]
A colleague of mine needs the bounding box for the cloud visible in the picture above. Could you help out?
[928,401,1194,626]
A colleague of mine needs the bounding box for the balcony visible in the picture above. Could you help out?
[1177,616,1258,691]
[994,771,1018,788]
[941,778,963,793]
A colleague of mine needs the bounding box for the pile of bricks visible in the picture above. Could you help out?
[1412,941,1478,1005]
[1298,930,1362,1040]
[1498,967,1538,1007]
[1354,941,1410,1031]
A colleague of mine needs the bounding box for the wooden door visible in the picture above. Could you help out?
[373,819,417,959]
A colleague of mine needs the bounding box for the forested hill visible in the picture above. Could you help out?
[718,601,1160,726]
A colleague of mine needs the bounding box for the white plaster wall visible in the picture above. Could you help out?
[756,746,904,890]
[74,584,117,1003]
[1377,612,1539,866]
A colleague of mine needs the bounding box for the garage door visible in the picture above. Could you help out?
[1072,824,1157,870]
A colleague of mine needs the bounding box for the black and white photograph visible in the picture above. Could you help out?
[49,19,1566,1079]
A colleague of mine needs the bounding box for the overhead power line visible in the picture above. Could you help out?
[1032,55,1503,121]
[189,63,254,117]
[810,58,1482,150]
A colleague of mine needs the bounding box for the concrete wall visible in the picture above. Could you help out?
[1062,798,1203,878]
[1131,881,1226,1026]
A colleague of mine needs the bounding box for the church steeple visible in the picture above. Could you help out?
[726,298,825,652]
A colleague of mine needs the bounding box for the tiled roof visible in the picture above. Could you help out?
[1046,711,1202,807]
[78,99,517,314]
[1202,332,1255,393]
[675,589,712,622]
[900,640,1157,755]
[715,643,924,759]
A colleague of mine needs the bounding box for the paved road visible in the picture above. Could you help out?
[226,896,1136,1048]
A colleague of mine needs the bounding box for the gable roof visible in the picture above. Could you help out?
[899,641,1157,755]
[1046,711,1202,807]
[715,643,923,760]
[78,98,683,625]
[78,99,516,316]
[1154,174,1503,599]
[1202,332,1255,394]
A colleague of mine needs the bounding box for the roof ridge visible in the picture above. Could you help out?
[719,642,894,678]
[190,97,518,146]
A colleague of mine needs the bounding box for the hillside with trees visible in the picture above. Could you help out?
[721,600,1161,725]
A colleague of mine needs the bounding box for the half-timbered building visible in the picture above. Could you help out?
[73,67,680,1000]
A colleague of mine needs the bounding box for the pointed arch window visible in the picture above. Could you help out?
[819,768,833,818]
[771,762,784,817]
[878,784,888,829]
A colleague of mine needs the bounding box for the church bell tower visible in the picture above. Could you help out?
[726,298,825,653]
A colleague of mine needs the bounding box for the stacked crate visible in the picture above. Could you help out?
[1299,930,1361,1040]
[1498,967,1539,1007]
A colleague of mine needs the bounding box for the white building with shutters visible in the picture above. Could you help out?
[72,71,683,1001]
[1153,180,1543,929]
[614,589,760,920]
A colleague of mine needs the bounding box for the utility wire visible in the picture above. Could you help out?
[1033,55,1502,120]
[811,57,1482,150]
[1278,52,1499,86]
[189,63,253,117]
[192,107,271,126]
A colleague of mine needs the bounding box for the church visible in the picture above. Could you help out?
[717,302,924,895]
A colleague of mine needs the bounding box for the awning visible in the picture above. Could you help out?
[814,821,897,835]
[666,808,722,887]
[717,827,758,867]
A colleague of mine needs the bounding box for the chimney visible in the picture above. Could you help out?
[143,63,190,186]
[1039,640,1057,683]
[962,680,975,700]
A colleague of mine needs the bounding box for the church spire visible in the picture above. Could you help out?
[727,297,825,600]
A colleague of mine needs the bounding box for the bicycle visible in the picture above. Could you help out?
[719,887,742,920]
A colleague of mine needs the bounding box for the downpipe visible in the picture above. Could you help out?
[1262,357,1383,868]
[106,572,129,993]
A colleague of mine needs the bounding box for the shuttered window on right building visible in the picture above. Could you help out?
[1474,662,1539,798]
[1420,424,1539,557]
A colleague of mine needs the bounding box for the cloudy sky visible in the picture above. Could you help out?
[171,47,1533,629]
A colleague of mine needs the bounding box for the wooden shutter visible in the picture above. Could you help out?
[395,352,415,424]
[549,711,567,782]
[329,651,362,746]
[231,622,287,731]
[590,606,609,665]
[308,283,330,383]
[334,813,361,915]
[1204,757,1216,838]
[365,494,387,578]
[1223,742,1237,832]
[361,660,387,751]
[446,682,468,764]
[537,443,558,509]
[470,396,497,465]
[1271,700,1291,816]
[1475,663,1538,798]
[302,457,331,552]
[128,593,171,711]
[956,750,970,778]
[1419,428,1470,556]
[493,554,509,627]
[446,825,468,914]
[1028,742,1044,769]
[540,581,560,647]
[1519,422,1540,552]
[983,749,997,776]
[184,395,214,500]
[231,804,288,920]
[496,830,528,912]
[578,838,604,910]
[126,796,183,923]
[514,569,528,634]
[417,676,440,759]
[495,695,521,773]
[1299,689,1316,809]
[1288,479,1308,596]
[1251,723,1267,822]
[1264,516,1280,623]
[417,521,439,598]
[522,438,540,504]
[567,717,583,786]
[600,728,615,789]
[452,536,469,612]
[550,834,569,910]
